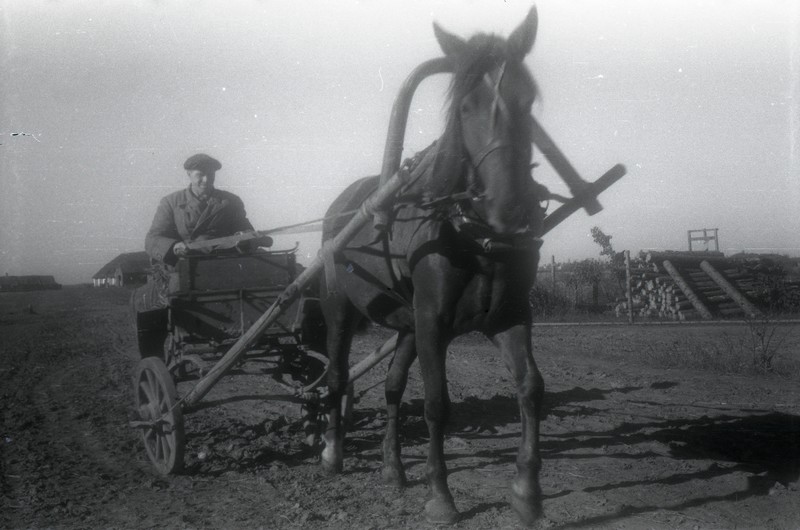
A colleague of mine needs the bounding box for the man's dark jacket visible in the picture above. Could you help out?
[145,187,254,264]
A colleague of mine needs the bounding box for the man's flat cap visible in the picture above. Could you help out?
[184,153,222,172]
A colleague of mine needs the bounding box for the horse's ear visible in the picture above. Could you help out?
[433,21,467,57]
[507,6,538,61]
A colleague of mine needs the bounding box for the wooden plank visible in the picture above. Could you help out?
[647,251,726,268]
[531,116,603,215]
[541,164,626,234]
[700,260,762,318]
[662,260,713,320]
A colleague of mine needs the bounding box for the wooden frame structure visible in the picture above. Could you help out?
[688,228,719,252]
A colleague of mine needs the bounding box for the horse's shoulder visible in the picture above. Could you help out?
[323,176,379,240]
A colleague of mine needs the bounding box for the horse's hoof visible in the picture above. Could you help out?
[510,488,542,526]
[320,442,343,474]
[320,457,342,475]
[320,453,342,475]
[381,465,407,488]
[424,498,459,525]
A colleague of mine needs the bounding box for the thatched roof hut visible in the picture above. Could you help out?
[93,251,151,287]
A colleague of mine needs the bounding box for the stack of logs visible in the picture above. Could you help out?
[616,251,762,320]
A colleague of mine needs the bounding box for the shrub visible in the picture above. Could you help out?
[529,283,573,319]
[643,317,796,376]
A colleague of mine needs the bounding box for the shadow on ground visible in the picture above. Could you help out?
[354,382,800,525]
[179,380,800,526]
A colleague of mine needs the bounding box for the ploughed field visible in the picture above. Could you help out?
[3,287,800,529]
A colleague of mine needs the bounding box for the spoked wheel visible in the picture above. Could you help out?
[163,334,183,379]
[164,334,206,382]
[134,357,185,475]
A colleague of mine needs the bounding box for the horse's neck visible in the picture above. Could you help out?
[396,140,446,199]
[428,134,466,198]
[391,138,464,207]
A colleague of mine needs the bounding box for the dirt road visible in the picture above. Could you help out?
[3,287,800,529]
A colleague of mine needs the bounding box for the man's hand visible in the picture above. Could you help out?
[234,232,252,254]
[173,241,188,256]
[234,240,250,254]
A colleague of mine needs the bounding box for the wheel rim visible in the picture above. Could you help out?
[135,357,184,474]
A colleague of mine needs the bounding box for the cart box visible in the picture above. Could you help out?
[171,250,296,295]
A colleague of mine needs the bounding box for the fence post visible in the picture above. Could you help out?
[625,250,634,324]
[550,255,556,291]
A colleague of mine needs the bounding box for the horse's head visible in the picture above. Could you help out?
[434,7,539,236]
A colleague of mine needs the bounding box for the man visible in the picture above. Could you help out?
[145,153,254,266]
[133,154,254,312]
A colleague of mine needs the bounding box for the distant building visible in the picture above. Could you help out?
[0,274,61,292]
[93,251,151,287]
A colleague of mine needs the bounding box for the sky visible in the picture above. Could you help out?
[1,0,798,285]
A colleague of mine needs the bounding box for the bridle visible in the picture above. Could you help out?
[468,62,512,171]
[389,61,542,253]
[452,61,543,253]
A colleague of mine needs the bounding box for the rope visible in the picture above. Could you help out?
[261,208,359,236]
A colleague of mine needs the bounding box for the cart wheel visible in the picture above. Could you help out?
[163,335,184,379]
[134,357,184,475]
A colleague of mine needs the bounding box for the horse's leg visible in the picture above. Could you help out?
[382,330,416,487]
[415,316,458,524]
[320,290,357,474]
[490,324,544,524]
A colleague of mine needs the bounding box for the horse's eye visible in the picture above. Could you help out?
[460,100,471,114]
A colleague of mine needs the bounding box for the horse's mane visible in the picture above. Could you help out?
[422,33,537,198]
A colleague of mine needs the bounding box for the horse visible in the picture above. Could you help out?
[320,7,544,525]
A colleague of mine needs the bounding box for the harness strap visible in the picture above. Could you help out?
[400,186,483,210]
[470,140,511,170]
[477,236,543,254]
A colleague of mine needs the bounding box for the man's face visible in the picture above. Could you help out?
[187,169,215,197]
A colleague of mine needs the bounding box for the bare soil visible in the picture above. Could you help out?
[3,287,800,529]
